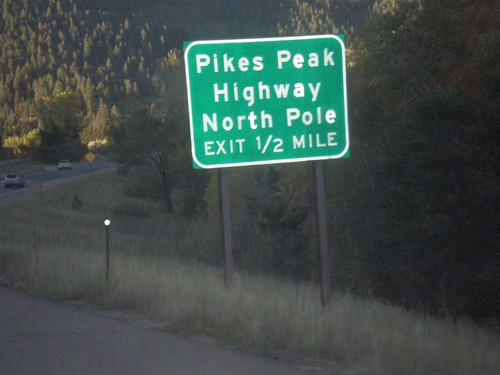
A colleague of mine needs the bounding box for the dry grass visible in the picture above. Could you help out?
[0,170,498,374]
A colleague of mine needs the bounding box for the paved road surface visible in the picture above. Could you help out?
[0,288,332,375]
[0,157,115,203]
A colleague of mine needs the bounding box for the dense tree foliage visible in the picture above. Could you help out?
[0,0,372,156]
[343,0,499,319]
[34,90,87,161]
[108,105,175,211]
[0,0,497,320]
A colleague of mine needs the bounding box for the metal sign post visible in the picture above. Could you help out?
[314,161,331,307]
[218,169,234,287]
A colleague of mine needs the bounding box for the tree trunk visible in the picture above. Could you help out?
[161,170,173,213]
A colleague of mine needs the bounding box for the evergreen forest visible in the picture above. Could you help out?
[0,0,498,321]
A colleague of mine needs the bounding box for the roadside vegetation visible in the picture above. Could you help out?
[0,170,498,375]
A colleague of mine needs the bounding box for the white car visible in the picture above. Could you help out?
[4,172,25,188]
[58,160,72,170]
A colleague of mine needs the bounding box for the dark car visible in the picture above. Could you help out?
[4,172,25,188]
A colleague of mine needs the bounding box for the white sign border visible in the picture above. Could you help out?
[184,34,349,169]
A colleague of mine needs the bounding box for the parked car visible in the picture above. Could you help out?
[58,160,72,170]
[4,172,25,188]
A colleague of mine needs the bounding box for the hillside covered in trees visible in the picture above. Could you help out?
[0,0,374,161]
[0,0,498,321]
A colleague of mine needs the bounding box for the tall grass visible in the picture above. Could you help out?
[0,171,498,374]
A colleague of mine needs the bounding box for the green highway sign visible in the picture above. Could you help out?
[184,35,349,169]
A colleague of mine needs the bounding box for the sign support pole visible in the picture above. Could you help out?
[218,169,234,287]
[313,161,331,307]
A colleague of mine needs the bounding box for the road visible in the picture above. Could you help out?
[0,288,332,375]
[0,158,115,203]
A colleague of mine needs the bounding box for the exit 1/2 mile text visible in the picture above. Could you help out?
[204,131,338,156]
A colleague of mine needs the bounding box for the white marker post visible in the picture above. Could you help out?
[104,219,111,281]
